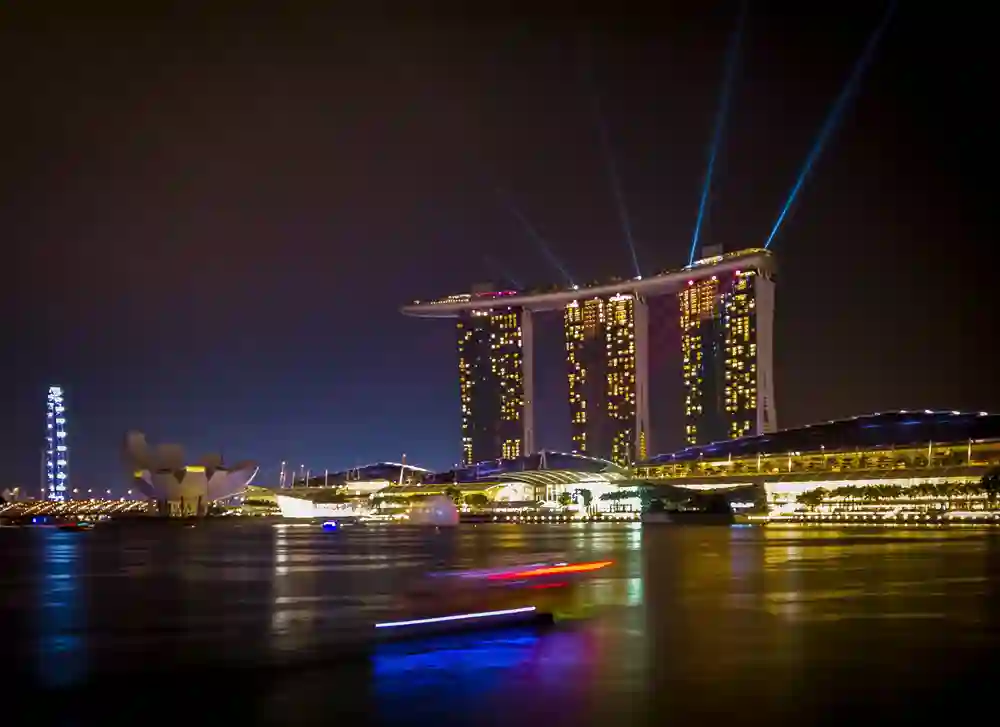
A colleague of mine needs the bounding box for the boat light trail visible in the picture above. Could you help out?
[486,560,613,580]
[689,0,748,266]
[764,0,898,250]
[374,606,537,629]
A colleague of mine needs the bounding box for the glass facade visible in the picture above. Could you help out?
[565,294,638,465]
[457,307,525,465]
[680,268,771,446]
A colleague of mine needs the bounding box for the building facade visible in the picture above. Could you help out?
[457,302,533,465]
[564,293,648,466]
[680,262,776,445]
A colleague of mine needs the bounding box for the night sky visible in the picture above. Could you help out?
[3,2,994,494]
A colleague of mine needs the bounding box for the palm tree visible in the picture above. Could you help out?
[935,482,957,504]
[981,468,1000,509]
[464,493,489,508]
[796,489,824,511]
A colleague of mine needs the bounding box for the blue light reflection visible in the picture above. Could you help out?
[35,530,87,688]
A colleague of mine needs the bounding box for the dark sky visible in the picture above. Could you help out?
[3,2,994,493]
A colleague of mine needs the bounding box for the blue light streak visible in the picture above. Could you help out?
[764,0,898,250]
[496,187,576,288]
[374,606,536,629]
[590,89,641,278]
[36,531,86,688]
[689,0,748,266]
[483,254,524,289]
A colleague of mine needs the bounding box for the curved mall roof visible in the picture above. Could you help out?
[423,450,627,484]
[494,469,632,488]
[401,248,774,318]
[310,461,432,485]
[641,410,1000,465]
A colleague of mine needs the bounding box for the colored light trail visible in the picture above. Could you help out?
[374,606,537,629]
[486,560,613,580]
[764,0,898,249]
[688,0,748,266]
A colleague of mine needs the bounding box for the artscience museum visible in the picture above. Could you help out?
[123,431,258,516]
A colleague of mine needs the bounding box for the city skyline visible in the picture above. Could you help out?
[3,4,994,490]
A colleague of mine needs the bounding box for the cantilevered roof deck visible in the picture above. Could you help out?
[402,248,773,318]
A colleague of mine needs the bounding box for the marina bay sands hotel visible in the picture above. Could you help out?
[401,247,776,467]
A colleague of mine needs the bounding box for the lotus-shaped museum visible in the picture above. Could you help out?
[124,431,258,515]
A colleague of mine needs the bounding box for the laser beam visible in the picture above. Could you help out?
[689,0,748,266]
[764,0,898,249]
[578,33,641,277]
[589,83,641,278]
[495,186,577,288]
[482,255,524,290]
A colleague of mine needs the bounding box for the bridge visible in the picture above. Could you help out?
[0,498,151,521]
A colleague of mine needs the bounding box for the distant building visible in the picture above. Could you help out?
[679,252,776,445]
[636,410,1000,517]
[456,290,534,464]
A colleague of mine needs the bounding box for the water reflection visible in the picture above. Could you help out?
[373,628,541,688]
[2,522,998,724]
[35,530,86,688]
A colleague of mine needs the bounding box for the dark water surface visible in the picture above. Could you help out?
[2,520,998,726]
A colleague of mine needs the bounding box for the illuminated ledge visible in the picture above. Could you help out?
[401,249,774,318]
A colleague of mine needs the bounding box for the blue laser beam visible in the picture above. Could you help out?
[578,32,641,277]
[495,187,576,288]
[482,255,524,290]
[689,0,748,266]
[590,86,641,278]
[764,0,898,249]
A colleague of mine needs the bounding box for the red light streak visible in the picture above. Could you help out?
[487,561,613,581]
